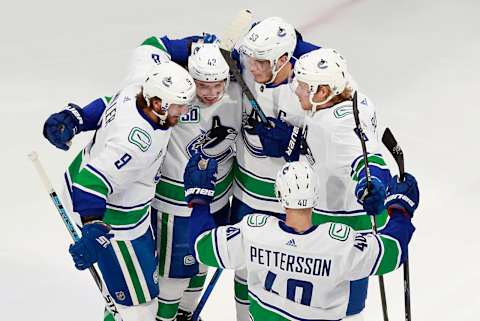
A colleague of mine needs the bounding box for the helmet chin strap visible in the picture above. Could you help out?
[151,100,169,125]
[265,58,289,85]
[308,87,335,116]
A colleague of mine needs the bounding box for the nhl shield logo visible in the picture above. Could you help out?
[115,291,126,301]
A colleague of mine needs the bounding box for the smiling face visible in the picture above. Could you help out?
[194,79,226,106]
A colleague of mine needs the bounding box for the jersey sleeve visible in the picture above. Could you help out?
[340,214,414,280]
[80,97,109,131]
[194,222,246,270]
[72,127,152,217]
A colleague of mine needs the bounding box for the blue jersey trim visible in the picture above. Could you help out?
[86,164,114,194]
[278,221,318,235]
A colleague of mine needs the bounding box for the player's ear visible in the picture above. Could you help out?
[277,53,289,68]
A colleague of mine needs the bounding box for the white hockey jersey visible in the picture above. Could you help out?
[300,93,389,232]
[233,63,305,214]
[63,84,171,240]
[195,214,402,321]
[153,85,243,216]
[120,36,244,216]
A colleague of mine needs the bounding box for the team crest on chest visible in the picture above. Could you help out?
[241,109,268,158]
[186,116,237,163]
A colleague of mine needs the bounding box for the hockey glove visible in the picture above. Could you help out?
[69,221,113,270]
[355,177,386,215]
[385,173,419,218]
[202,33,218,44]
[184,153,218,207]
[43,103,85,150]
[256,117,301,161]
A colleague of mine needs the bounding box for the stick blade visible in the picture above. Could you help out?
[382,128,405,178]
[219,9,253,52]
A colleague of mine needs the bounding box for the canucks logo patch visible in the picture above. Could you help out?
[246,214,268,227]
[187,116,237,163]
[128,127,152,152]
[333,106,353,119]
[328,223,351,241]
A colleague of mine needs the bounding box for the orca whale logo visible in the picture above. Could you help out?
[187,116,237,163]
[241,109,268,158]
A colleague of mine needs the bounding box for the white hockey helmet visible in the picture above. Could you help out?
[275,161,318,209]
[293,48,348,109]
[239,17,297,83]
[143,60,196,112]
[188,43,230,82]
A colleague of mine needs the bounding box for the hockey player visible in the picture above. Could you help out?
[43,37,242,321]
[65,60,196,321]
[184,159,419,321]
[255,47,392,316]
[230,17,321,318]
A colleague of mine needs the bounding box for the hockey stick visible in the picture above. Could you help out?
[28,151,121,320]
[351,92,389,321]
[191,268,223,321]
[381,128,411,321]
[218,9,270,125]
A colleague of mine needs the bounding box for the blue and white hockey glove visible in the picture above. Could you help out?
[202,33,218,44]
[43,103,85,150]
[256,117,301,161]
[184,153,218,207]
[68,221,113,270]
[385,173,419,218]
[355,177,386,215]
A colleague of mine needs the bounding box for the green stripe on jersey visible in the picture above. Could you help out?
[351,154,388,181]
[103,204,150,226]
[117,241,147,304]
[375,235,401,275]
[234,163,276,199]
[195,231,221,268]
[158,213,169,277]
[249,294,289,321]
[74,166,109,197]
[141,36,168,52]
[67,151,83,180]
[312,210,388,233]
[155,167,234,202]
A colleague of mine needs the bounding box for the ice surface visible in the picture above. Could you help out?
[1,1,479,320]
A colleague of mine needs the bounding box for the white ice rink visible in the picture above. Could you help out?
[1,0,479,320]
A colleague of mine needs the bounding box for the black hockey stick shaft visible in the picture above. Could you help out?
[381,128,411,321]
[352,92,389,321]
[220,48,269,125]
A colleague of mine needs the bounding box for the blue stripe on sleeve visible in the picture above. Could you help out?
[72,186,106,218]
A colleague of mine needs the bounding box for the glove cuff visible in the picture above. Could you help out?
[65,104,85,133]
[387,205,412,219]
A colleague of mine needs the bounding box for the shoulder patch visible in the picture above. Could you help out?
[328,223,351,241]
[246,214,269,227]
[128,127,152,152]
[226,226,241,240]
[333,105,353,119]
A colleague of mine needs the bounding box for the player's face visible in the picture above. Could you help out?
[295,81,313,110]
[246,57,273,83]
[165,103,188,126]
[195,80,226,106]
